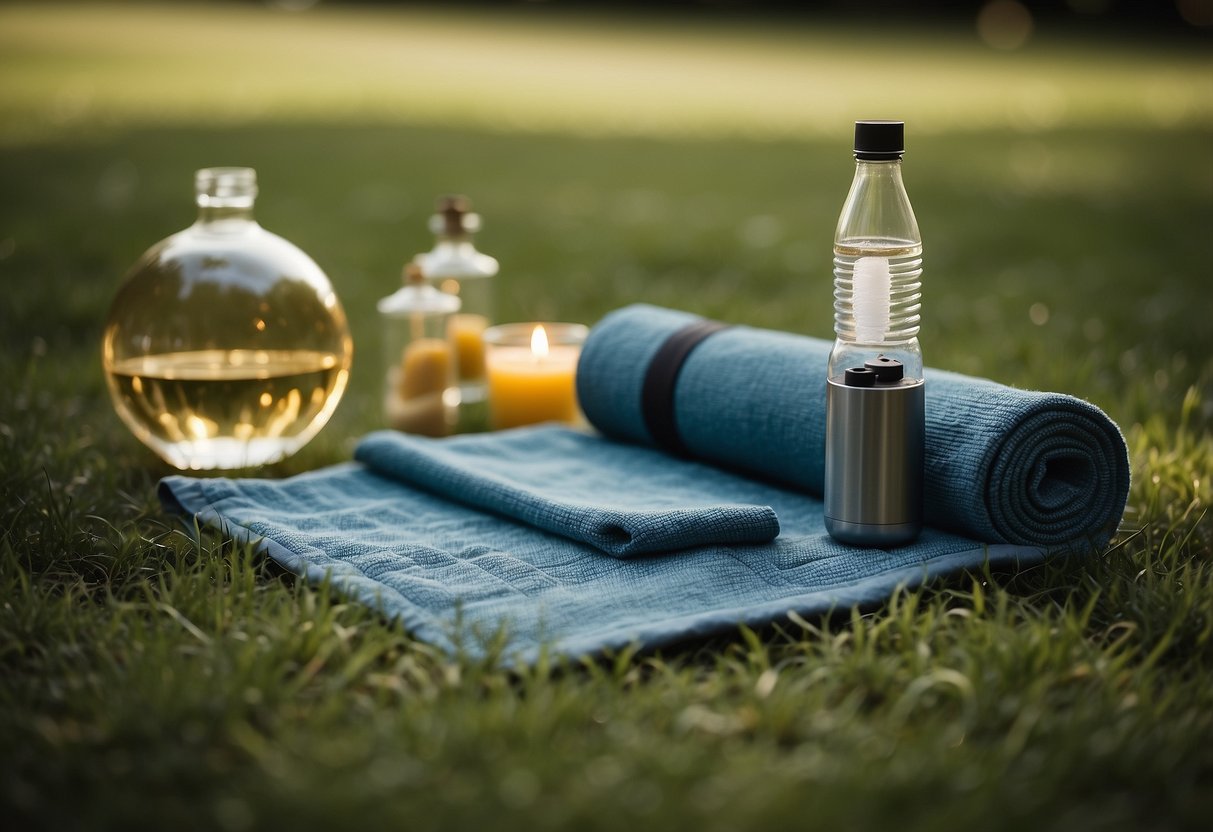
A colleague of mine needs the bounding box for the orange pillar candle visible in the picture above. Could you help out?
[378,262,460,437]
[387,337,455,437]
[484,323,587,430]
[400,338,453,400]
[448,313,488,383]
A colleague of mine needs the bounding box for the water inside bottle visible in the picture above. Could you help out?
[832,239,923,344]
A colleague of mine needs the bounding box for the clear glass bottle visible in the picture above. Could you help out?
[415,195,499,404]
[379,263,461,437]
[102,167,353,470]
[829,121,923,381]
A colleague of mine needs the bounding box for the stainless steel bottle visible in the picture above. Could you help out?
[825,360,924,546]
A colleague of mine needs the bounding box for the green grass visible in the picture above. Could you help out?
[2,4,1213,830]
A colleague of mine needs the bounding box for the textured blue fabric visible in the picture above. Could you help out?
[159,430,1038,661]
[157,304,1129,660]
[352,428,781,557]
[577,304,1130,549]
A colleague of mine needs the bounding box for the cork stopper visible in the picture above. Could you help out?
[429,195,482,237]
[403,262,425,286]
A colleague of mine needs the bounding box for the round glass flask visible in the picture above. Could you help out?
[102,167,353,470]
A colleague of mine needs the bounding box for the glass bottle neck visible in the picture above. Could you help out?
[195,204,256,227]
[855,156,902,169]
[851,158,906,189]
[193,167,258,231]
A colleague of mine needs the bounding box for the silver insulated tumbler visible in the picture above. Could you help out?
[825,358,924,546]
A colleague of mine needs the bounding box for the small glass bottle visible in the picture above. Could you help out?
[379,263,461,437]
[102,167,353,470]
[415,195,499,404]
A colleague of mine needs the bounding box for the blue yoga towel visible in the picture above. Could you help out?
[353,429,780,557]
[158,305,1129,660]
[160,425,1038,661]
[577,304,1131,548]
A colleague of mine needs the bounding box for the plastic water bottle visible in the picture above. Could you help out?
[824,121,925,547]
[829,120,923,381]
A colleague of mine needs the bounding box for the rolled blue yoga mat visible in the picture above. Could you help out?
[577,304,1130,549]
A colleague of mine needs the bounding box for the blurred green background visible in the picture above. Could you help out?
[2,3,1213,830]
[2,0,1210,449]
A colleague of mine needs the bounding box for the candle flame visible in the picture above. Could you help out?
[531,324,549,359]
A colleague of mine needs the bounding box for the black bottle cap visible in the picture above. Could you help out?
[844,367,876,387]
[854,120,904,161]
[864,355,904,383]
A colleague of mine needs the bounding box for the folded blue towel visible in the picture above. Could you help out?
[353,428,780,557]
[577,304,1130,549]
[160,426,1039,660]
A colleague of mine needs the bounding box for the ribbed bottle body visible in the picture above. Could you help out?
[830,238,923,380]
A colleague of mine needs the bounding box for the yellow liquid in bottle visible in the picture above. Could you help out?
[447,313,488,382]
[104,349,348,469]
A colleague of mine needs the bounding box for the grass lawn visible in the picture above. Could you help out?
[2,3,1212,830]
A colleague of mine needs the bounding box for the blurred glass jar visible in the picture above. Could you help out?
[379,263,461,437]
[415,195,499,404]
[101,167,353,470]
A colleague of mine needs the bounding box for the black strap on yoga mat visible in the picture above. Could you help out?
[641,319,729,456]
